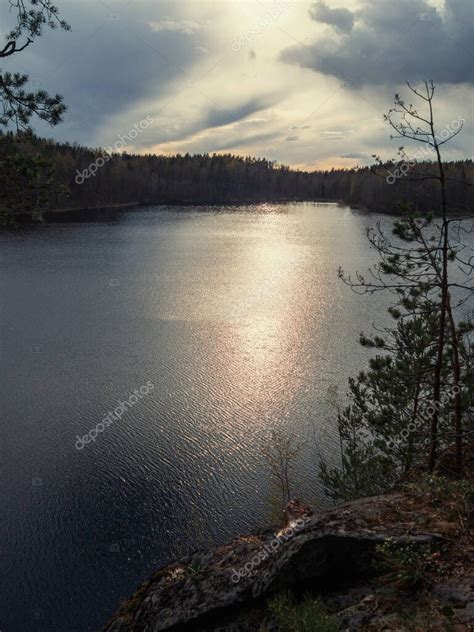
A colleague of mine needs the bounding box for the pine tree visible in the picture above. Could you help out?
[320,82,473,501]
[0,1,70,222]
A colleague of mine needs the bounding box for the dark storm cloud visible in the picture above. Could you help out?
[309,1,354,34]
[140,96,278,149]
[281,0,474,86]
[203,97,273,130]
[0,2,204,143]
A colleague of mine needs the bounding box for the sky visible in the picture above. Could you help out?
[1,0,473,170]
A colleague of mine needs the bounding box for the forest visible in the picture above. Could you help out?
[1,131,472,220]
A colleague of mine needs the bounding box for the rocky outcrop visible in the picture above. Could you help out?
[101,493,448,632]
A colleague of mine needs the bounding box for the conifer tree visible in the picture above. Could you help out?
[0,1,69,222]
[320,82,473,501]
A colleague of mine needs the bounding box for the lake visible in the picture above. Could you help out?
[0,202,438,631]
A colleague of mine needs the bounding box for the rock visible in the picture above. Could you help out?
[282,499,313,528]
[434,581,472,605]
[101,493,444,632]
[337,602,373,630]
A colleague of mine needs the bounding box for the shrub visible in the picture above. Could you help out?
[375,540,431,591]
[268,591,339,632]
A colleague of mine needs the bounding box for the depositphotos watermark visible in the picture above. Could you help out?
[231,0,292,51]
[230,513,310,583]
[386,381,464,450]
[385,116,465,185]
[75,381,154,450]
[75,115,154,184]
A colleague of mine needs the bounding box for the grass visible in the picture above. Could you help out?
[268,591,339,632]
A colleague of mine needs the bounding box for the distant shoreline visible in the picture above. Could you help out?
[8,198,346,224]
[5,198,467,226]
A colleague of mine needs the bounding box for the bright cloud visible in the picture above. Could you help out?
[149,19,201,34]
[2,0,471,169]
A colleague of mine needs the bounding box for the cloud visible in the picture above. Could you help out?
[149,19,201,35]
[309,1,355,33]
[0,2,207,144]
[282,0,474,86]
[177,131,278,155]
[203,98,274,130]
[130,96,277,153]
[1,0,471,169]
[340,152,367,158]
[322,130,344,139]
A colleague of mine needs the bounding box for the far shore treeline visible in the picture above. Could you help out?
[2,132,473,217]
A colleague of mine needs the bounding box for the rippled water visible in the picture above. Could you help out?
[1,203,421,631]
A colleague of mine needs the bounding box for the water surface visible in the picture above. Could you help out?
[1,202,414,631]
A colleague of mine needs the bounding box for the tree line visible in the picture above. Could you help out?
[1,131,473,219]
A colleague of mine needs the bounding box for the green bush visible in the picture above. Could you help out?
[404,473,473,504]
[375,540,431,590]
[268,591,339,632]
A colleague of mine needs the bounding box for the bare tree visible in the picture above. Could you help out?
[342,81,473,472]
[263,429,303,505]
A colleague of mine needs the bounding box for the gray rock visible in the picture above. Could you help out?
[101,494,444,632]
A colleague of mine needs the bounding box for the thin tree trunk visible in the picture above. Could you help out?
[429,300,446,471]
[446,296,463,471]
[428,92,449,472]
